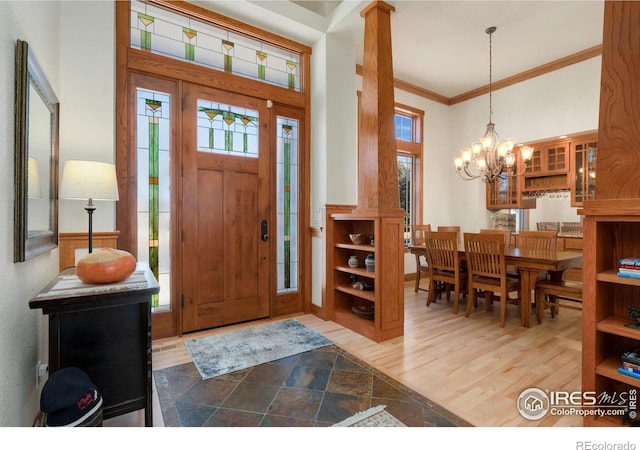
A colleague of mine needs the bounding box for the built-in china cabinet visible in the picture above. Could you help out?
[486,132,597,210]
[571,134,598,207]
[485,153,536,210]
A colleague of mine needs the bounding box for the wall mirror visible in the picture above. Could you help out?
[14,39,59,262]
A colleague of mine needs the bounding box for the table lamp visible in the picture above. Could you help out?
[60,160,119,253]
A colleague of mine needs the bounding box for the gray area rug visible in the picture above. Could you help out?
[183,319,334,380]
[332,405,407,427]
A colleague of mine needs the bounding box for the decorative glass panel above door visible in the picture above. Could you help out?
[196,100,259,157]
[136,88,171,311]
[130,0,301,91]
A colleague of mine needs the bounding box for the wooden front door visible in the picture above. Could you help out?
[181,83,270,332]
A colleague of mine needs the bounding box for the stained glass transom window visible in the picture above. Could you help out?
[130,0,301,91]
[277,117,299,293]
[136,88,171,311]
[196,100,259,157]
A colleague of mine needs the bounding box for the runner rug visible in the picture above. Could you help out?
[183,318,334,380]
[332,405,407,427]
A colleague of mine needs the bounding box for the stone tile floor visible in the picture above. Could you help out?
[153,344,471,427]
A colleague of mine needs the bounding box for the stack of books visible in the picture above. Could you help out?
[618,349,640,380]
[617,257,640,278]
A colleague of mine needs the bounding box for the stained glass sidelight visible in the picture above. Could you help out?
[196,100,259,157]
[130,0,301,91]
[277,117,299,292]
[136,88,171,310]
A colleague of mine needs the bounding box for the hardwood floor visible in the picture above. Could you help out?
[107,281,583,427]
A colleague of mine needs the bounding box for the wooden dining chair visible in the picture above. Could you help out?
[535,279,582,323]
[481,228,517,276]
[424,231,468,314]
[537,222,559,232]
[464,233,522,327]
[517,229,559,284]
[479,229,511,246]
[438,226,461,246]
[411,224,432,293]
[517,230,558,251]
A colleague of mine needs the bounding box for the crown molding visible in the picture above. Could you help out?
[357,44,603,106]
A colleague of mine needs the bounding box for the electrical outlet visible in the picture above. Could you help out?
[35,362,48,390]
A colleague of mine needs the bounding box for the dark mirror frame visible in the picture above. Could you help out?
[14,39,59,262]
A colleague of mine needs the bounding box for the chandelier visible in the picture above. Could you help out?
[454,26,533,183]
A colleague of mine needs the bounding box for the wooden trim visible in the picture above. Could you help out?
[393,78,451,105]
[302,49,313,316]
[449,45,603,105]
[394,101,425,119]
[115,1,133,254]
[127,49,306,108]
[356,64,450,105]
[357,45,603,106]
[520,130,597,147]
[58,231,120,271]
[404,272,417,282]
[144,0,312,55]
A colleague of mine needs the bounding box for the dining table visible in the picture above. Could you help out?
[410,243,583,327]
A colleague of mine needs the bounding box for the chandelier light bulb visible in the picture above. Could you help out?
[520,145,534,162]
[504,153,515,167]
[497,142,509,158]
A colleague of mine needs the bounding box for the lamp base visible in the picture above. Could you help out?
[85,200,96,253]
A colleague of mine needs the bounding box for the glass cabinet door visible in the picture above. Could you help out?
[572,138,597,206]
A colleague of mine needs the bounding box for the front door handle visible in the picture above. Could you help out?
[261,219,269,241]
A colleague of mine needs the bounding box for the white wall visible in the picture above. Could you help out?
[58,1,116,234]
[448,57,602,232]
[0,0,61,427]
[310,32,358,307]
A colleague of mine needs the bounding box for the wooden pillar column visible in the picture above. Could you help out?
[357,1,400,213]
[594,1,640,200]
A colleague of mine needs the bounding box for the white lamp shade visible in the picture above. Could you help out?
[60,160,119,201]
[27,157,42,199]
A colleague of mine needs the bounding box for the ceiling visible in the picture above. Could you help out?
[193,1,605,99]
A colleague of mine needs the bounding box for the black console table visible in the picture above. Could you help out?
[29,264,159,426]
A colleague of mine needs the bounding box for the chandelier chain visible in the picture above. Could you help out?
[487,26,494,124]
